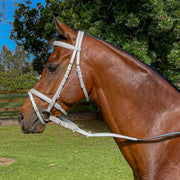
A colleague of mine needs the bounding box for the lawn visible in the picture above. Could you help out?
[0,120,133,180]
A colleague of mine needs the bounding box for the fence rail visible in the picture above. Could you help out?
[0,89,29,94]
[0,107,21,112]
[0,90,97,120]
[0,91,27,119]
[0,98,26,103]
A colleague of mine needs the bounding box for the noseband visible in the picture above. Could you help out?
[28,31,180,141]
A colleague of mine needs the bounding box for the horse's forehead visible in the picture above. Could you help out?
[52,46,63,56]
[48,46,67,63]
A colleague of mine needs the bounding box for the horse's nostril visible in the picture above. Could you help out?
[18,113,24,126]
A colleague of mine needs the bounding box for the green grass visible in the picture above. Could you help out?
[0,122,133,180]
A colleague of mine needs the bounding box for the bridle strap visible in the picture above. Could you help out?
[28,31,88,125]
[76,32,89,101]
[47,31,88,112]
[28,91,46,125]
[52,41,78,51]
[29,89,67,115]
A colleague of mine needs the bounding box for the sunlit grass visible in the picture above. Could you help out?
[0,123,133,180]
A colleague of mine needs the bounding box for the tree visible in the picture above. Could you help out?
[0,44,38,90]
[0,44,31,74]
[10,0,180,88]
[0,56,3,72]
[0,0,18,24]
[0,0,5,23]
[0,69,38,90]
[0,44,12,73]
[13,45,30,75]
[0,11,2,23]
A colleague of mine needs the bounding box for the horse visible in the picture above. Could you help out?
[18,17,180,180]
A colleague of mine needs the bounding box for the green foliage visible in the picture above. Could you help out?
[0,45,38,90]
[167,42,180,83]
[123,40,153,65]
[0,45,12,72]
[10,0,180,88]
[0,69,38,90]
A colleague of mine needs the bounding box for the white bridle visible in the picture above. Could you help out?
[28,31,180,141]
[28,31,88,125]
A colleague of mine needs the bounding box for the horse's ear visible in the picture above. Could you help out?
[53,16,75,39]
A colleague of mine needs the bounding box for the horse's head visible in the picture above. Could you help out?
[18,18,93,133]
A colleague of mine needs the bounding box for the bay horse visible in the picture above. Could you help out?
[18,17,180,180]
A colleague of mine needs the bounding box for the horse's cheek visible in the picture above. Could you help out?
[62,81,83,104]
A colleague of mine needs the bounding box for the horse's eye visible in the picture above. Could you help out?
[47,63,58,72]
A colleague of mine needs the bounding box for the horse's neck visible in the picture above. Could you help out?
[89,40,179,134]
[87,39,180,178]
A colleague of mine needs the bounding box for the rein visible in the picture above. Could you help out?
[28,31,180,141]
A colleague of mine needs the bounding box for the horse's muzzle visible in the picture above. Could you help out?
[18,113,30,134]
[18,113,45,134]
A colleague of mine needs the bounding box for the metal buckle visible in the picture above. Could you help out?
[41,109,52,122]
